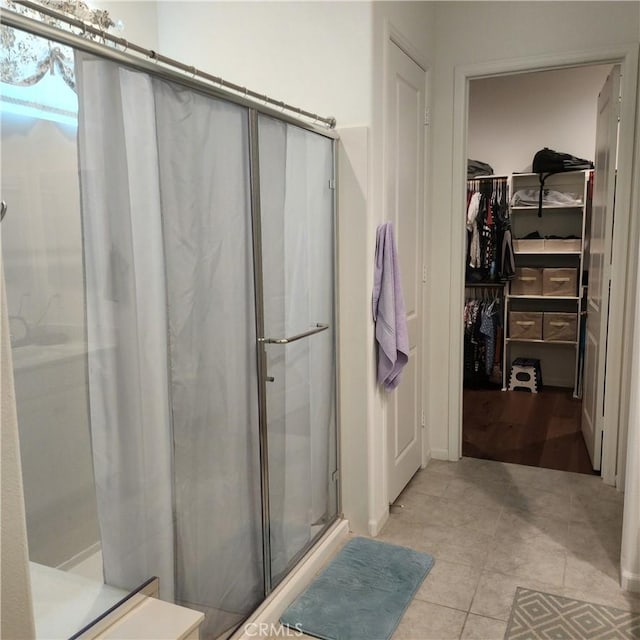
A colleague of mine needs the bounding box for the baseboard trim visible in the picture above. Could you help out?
[231,519,350,639]
[430,448,450,461]
[621,568,640,593]
[56,541,101,572]
[368,506,389,537]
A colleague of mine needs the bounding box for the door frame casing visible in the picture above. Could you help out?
[381,19,431,513]
[583,65,621,470]
[449,44,640,485]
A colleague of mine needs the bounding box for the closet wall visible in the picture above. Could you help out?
[468,65,611,175]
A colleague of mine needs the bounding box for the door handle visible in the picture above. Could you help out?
[259,323,329,345]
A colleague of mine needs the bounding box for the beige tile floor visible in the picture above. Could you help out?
[265,457,640,640]
[385,457,639,639]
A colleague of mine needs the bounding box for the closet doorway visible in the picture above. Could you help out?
[462,64,617,476]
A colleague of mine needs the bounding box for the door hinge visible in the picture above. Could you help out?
[424,108,430,127]
[332,469,340,482]
[422,265,427,283]
[617,95,622,122]
[328,179,336,190]
[421,410,425,428]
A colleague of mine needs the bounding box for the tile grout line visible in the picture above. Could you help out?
[460,496,505,638]
[458,610,471,640]
[561,514,570,588]
[466,502,501,620]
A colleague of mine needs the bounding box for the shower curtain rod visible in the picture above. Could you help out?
[2,1,338,134]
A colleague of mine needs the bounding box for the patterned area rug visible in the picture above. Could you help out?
[505,588,640,639]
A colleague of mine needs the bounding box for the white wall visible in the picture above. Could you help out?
[1,261,36,639]
[1,116,100,568]
[92,1,158,50]
[468,65,612,175]
[427,0,640,459]
[621,54,640,590]
[2,118,84,330]
[156,1,372,126]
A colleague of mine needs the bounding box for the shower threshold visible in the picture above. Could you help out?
[228,519,349,640]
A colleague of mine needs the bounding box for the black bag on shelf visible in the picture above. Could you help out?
[467,159,494,179]
[532,148,593,217]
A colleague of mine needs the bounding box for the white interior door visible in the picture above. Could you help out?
[385,42,425,503]
[582,65,620,470]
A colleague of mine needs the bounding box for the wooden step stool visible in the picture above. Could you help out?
[508,358,542,393]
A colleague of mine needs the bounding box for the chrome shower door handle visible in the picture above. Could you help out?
[259,323,329,345]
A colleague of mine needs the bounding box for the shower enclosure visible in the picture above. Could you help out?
[2,15,338,639]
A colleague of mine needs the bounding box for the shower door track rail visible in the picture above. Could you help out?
[1,5,339,140]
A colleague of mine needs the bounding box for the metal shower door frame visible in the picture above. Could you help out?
[248,110,340,597]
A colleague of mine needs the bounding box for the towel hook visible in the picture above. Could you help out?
[1,201,7,223]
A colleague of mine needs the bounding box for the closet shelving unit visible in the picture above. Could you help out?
[503,169,591,396]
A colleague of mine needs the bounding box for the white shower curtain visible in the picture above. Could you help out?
[76,54,263,636]
[76,56,175,600]
[153,77,263,633]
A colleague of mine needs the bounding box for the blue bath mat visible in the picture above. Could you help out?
[280,536,434,640]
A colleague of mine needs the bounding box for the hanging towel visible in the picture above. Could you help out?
[372,222,409,390]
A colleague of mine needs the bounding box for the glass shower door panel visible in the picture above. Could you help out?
[155,86,264,637]
[0,31,102,575]
[258,116,337,585]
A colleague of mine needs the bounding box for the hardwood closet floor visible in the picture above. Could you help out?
[462,387,597,475]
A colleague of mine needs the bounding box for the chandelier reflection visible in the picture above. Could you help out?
[1,0,115,91]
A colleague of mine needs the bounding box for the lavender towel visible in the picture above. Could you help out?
[372,222,409,390]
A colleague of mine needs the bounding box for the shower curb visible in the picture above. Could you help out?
[231,519,350,640]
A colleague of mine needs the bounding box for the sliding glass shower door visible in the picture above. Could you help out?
[257,115,338,586]
[76,56,266,638]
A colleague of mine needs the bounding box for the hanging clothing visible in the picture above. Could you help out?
[467,191,482,268]
[479,305,496,376]
[500,228,516,278]
[466,177,515,283]
[372,222,409,390]
[463,293,503,388]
